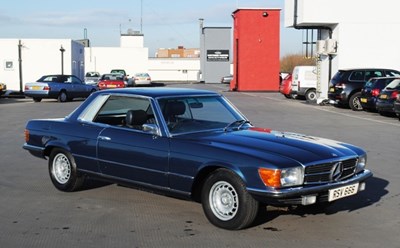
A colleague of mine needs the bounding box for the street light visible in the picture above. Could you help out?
[59,45,65,75]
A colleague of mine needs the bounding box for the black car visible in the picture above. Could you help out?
[328,68,400,111]
[376,79,400,116]
[360,77,400,111]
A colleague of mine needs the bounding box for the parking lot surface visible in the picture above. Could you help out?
[1,83,399,247]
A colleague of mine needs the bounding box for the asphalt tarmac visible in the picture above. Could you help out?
[1,83,399,247]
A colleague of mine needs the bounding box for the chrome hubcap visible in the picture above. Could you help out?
[209,181,238,221]
[52,153,71,184]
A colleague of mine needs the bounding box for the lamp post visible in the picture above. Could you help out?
[59,45,65,75]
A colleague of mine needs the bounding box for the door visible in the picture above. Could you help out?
[70,75,89,98]
[93,94,169,187]
[97,127,169,186]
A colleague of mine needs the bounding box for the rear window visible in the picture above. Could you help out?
[365,78,379,88]
[331,70,347,84]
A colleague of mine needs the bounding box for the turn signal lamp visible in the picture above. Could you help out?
[24,129,30,142]
[258,168,281,188]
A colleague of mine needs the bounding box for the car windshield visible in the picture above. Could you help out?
[157,95,248,135]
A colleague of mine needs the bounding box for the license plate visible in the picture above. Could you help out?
[380,95,388,99]
[328,183,359,202]
[360,98,367,103]
[108,85,117,88]
[32,86,42,90]
[329,87,335,92]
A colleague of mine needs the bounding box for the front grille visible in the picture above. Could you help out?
[304,158,358,184]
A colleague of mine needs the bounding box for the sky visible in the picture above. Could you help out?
[0,0,303,57]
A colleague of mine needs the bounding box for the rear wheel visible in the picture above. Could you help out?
[33,97,42,102]
[57,91,68,102]
[49,148,84,192]
[305,89,317,103]
[201,168,259,230]
[349,92,363,111]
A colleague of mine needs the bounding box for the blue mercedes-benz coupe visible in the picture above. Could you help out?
[23,87,372,229]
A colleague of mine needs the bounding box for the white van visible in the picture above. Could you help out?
[291,66,317,102]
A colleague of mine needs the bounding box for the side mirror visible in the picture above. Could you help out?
[142,124,160,136]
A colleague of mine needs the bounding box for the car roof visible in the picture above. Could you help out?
[94,87,219,98]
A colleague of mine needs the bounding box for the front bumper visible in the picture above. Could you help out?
[248,169,372,205]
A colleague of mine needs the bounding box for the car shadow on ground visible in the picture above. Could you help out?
[252,176,388,227]
[78,178,113,191]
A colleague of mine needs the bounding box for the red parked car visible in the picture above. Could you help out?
[279,74,293,98]
[98,74,126,90]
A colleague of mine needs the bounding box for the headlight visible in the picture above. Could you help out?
[281,167,304,187]
[258,167,304,188]
[356,154,367,173]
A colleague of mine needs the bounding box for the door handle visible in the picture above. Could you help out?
[98,136,111,141]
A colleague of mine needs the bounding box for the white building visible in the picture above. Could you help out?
[0,39,84,92]
[0,34,200,94]
[148,58,200,82]
[85,33,149,77]
[285,0,400,103]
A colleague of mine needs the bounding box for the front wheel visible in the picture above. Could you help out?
[49,148,84,192]
[201,169,259,230]
[349,92,363,111]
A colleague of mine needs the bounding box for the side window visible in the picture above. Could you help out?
[349,71,364,81]
[365,70,383,80]
[385,70,400,77]
[92,95,154,129]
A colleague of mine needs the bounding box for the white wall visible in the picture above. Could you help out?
[148,58,200,82]
[0,39,82,92]
[84,46,149,77]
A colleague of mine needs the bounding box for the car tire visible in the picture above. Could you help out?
[201,168,259,230]
[349,92,363,111]
[58,91,68,103]
[48,148,84,192]
[305,89,317,103]
[33,97,42,102]
[284,94,291,99]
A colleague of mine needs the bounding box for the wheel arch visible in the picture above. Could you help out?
[43,142,71,158]
[191,164,245,203]
[306,88,316,93]
[348,89,362,101]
